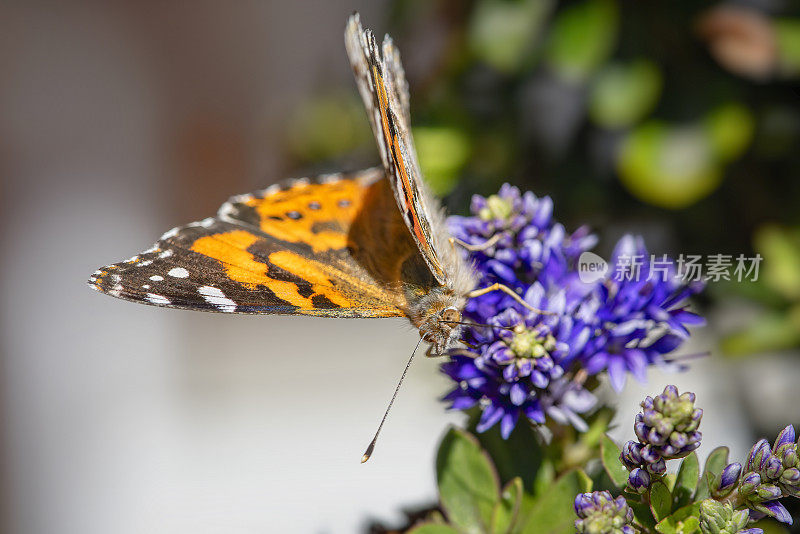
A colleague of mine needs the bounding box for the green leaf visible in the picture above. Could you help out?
[590,59,663,129]
[407,524,461,534]
[545,0,619,82]
[694,446,729,501]
[655,501,703,534]
[600,435,629,489]
[516,470,589,534]
[672,452,699,511]
[649,480,672,522]
[492,477,523,534]
[470,412,545,494]
[629,500,657,532]
[436,428,501,534]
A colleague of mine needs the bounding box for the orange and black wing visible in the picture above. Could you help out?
[345,14,450,285]
[89,168,426,317]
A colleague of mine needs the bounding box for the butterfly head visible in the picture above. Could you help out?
[418,305,463,354]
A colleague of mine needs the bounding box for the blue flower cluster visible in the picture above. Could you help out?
[442,185,705,438]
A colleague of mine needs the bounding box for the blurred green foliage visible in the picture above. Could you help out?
[285,0,800,356]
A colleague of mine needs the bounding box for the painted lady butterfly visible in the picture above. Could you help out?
[89,13,539,460]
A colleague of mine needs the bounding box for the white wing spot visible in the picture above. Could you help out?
[320,173,342,183]
[141,284,150,289]
[263,184,280,195]
[149,275,164,281]
[200,217,214,228]
[137,259,153,267]
[146,293,171,305]
[159,250,173,259]
[161,227,179,240]
[143,244,159,254]
[198,285,237,312]
[124,255,139,264]
[111,274,122,284]
[168,267,189,278]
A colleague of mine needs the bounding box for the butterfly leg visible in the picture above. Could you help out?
[449,233,503,252]
[467,283,554,316]
[425,345,449,358]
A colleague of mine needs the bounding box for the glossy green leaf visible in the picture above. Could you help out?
[436,428,500,534]
[694,446,729,501]
[672,452,699,511]
[600,435,629,489]
[407,524,461,534]
[517,470,589,534]
[590,59,663,128]
[492,477,523,534]
[655,501,703,534]
[649,480,672,522]
[545,0,619,82]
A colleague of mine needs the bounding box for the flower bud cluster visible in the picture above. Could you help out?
[574,491,635,534]
[699,500,762,534]
[620,385,702,492]
[723,425,799,525]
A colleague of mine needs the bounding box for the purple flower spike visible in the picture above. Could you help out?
[442,185,705,437]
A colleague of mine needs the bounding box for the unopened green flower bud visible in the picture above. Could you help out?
[699,500,752,534]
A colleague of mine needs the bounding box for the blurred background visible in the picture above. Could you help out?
[1,1,799,532]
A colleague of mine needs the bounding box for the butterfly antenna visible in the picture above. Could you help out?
[439,319,516,332]
[361,337,424,463]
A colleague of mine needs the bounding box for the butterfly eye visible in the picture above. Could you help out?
[440,307,461,324]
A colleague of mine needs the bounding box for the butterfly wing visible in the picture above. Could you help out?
[89,169,429,317]
[345,14,451,286]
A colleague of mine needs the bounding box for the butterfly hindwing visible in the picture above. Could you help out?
[89,169,420,318]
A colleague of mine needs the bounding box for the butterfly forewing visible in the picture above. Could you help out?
[89,169,416,318]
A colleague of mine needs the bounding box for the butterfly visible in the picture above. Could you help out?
[89,13,538,459]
